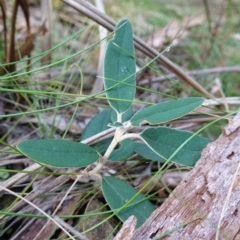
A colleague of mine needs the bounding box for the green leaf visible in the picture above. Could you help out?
[109,139,135,161]
[17,139,99,168]
[134,143,165,162]
[130,97,204,126]
[81,108,112,140]
[104,19,136,115]
[81,107,132,141]
[140,127,211,166]
[102,176,154,228]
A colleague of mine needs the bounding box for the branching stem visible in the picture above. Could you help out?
[89,126,127,174]
[119,133,141,141]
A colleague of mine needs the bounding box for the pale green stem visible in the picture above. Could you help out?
[117,112,122,122]
[89,126,127,174]
[118,133,141,141]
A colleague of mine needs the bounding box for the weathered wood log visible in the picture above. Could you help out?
[115,112,240,240]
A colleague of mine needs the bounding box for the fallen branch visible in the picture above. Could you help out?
[115,112,240,240]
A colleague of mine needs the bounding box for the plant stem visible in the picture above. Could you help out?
[119,133,141,141]
[89,126,127,174]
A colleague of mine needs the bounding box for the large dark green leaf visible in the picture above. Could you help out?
[104,19,136,115]
[130,97,204,126]
[102,176,154,228]
[17,139,99,168]
[109,139,135,161]
[140,127,211,166]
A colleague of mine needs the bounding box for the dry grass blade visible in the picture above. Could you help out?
[53,216,90,240]
[0,0,7,61]
[215,161,240,240]
[90,0,107,95]
[8,0,30,72]
[41,0,52,64]
[62,0,213,98]
[33,174,82,239]
[0,186,76,240]
[0,172,71,223]
[139,65,240,86]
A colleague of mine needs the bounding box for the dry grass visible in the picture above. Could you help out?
[0,0,239,239]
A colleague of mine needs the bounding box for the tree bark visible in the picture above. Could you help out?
[115,112,240,240]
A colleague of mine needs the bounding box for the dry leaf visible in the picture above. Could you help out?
[147,14,205,48]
